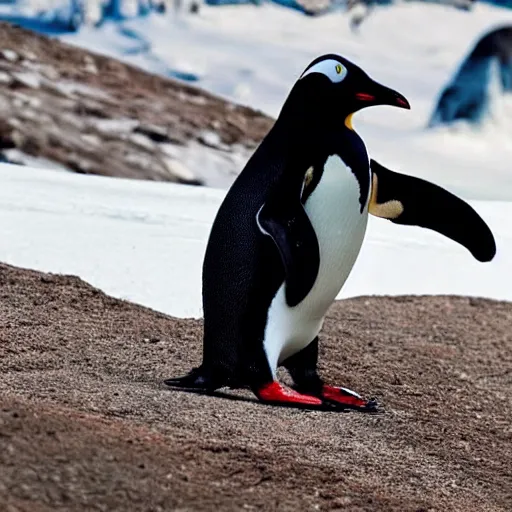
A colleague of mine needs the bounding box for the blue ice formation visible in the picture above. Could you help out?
[429,26,512,127]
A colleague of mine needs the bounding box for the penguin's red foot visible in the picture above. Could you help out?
[321,385,378,411]
[257,381,323,407]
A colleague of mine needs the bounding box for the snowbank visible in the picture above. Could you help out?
[0,163,510,318]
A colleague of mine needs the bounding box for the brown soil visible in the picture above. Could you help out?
[0,22,273,184]
[0,262,511,511]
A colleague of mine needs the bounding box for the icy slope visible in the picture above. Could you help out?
[0,163,510,318]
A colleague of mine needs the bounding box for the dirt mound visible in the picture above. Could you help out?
[0,22,273,185]
[0,262,511,511]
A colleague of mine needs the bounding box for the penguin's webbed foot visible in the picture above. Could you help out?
[164,366,216,391]
[256,381,323,408]
[320,385,379,412]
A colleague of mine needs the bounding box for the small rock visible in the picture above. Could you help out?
[134,124,171,144]
[7,118,22,129]
[1,49,18,62]
[27,96,42,109]
[19,109,40,122]
[0,71,12,85]
[160,143,179,158]
[45,81,74,98]
[84,56,98,74]
[125,152,154,168]
[199,129,222,149]
[20,59,39,70]
[49,81,110,100]
[178,91,207,106]
[67,153,93,173]
[95,118,139,135]
[12,71,41,89]
[81,134,101,147]
[130,133,155,150]
[22,51,37,61]
[85,63,98,75]
[11,130,25,146]
[162,157,198,184]
[42,66,60,81]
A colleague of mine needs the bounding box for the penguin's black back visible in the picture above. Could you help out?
[201,125,288,386]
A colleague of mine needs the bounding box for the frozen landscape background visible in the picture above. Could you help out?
[0,0,511,318]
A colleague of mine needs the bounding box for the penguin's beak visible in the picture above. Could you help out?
[355,80,410,110]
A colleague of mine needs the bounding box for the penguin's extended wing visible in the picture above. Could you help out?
[369,159,496,262]
[257,184,320,308]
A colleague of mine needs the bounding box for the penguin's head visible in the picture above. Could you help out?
[281,54,410,129]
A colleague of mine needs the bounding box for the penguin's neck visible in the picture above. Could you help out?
[276,116,368,168]
[273,115,371,209]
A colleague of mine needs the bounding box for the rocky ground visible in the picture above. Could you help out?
[0,22,273,186]
[1,261,511,511]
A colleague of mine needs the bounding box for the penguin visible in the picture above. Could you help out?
[164,54,496,412]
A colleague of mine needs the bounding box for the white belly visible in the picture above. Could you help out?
[263,155,369,376]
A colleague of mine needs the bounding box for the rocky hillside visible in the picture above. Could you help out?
[0,22,273,185]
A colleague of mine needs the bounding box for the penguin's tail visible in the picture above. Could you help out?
[164,365,226,391]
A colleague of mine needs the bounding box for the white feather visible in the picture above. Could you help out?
[263,155,370,376]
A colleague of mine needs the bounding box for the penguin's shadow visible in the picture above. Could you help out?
[163,385,382,414]
[165,386,262,405]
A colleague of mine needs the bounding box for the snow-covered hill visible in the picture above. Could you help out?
[2,3,512,198]
[1,163,510,318]
[54,2,512,201]
[0,21,270,187]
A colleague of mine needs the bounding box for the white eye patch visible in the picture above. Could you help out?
[300,59,348,83]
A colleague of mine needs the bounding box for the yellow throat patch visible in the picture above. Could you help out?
[345,113,354,131]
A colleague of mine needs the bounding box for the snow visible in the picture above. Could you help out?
[0,2,512,317]
[0,163,510,319]
[2,149,73,172]
[0,163,218,318]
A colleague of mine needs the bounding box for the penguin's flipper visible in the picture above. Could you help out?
[369,159,496,262]
[257,195,320,307]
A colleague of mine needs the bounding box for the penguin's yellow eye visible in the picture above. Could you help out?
[300,58,348,83]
